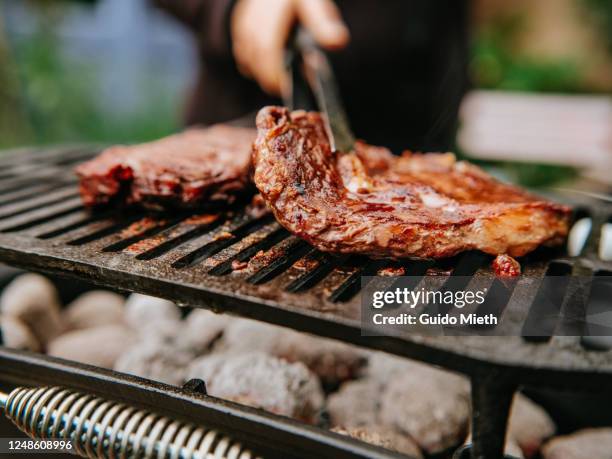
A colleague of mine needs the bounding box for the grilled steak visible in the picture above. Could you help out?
[76,125,255,210]
[253,107,571,259]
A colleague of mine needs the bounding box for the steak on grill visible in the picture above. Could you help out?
[253,106,571,259]
[76,125,255,210]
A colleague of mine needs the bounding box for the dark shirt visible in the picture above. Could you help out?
[153,0,469,152]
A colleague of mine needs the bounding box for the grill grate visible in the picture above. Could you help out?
[0,146,611,380]
[1,146,612,458]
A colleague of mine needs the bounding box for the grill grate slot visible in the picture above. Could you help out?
[0,183,75,209]
[102,217,186,253]
[522,262,572,341]
[0,189,80,220]
[135,215,223,260]
[581,270,612,348]
[0,179,66,197]
[0,171,73,195]
[285,253,349,293]
[555,261,594,336]
[449,251,491,276]
[0,171,16,180]
[0,200,84,233]
[0,160,79,180]
[328,258,388,303]
[67,214,146,246]
[247,239,314,285]
[492,264,548,335]
[420,251,491,316]
[171,215,274,269]
[208,227,290,276]
[472,277,516,325]
[36,211,118,239]
[0,146,94,168]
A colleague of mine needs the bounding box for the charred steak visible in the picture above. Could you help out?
[76,125,255,210]
[253,107,571,259]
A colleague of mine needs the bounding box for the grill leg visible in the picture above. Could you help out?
[470,377,517,459]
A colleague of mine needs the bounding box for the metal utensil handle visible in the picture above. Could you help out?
[1,386,261,459]
[292,28,356,153]
[284,40,315,112]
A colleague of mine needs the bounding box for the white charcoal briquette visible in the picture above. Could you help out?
[379,361,470,455]
[219,318,366,385]
[47,324,136,369]
[187,352,324,422]
[0,314,41,351]
[542,428,612,459]
[216,317,284,353]
[509,394,556,458]
[0,273,63,347]
[114,338,193,386]
[136,318,183,342]
[124,293,181,328]
[332,426,423,458]
[327,378,383,428]
[174,309,229,354]
[63,290,125,331]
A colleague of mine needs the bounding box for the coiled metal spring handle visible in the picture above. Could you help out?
[0,386,261,459]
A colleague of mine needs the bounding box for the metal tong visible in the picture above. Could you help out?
[284,28,355,153]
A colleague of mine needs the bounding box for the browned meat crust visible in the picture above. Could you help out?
[76,125,255,210]
[253,107,571,259]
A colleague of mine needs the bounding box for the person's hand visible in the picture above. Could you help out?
[231,0,349,95]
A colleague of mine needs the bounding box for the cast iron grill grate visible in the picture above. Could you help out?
[1,146,612,373]
[1,145,612,458]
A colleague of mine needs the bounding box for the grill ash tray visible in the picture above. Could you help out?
[1,146,612,458]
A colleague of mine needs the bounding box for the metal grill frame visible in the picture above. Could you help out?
[1,145,612,458]
[0,347,403,459]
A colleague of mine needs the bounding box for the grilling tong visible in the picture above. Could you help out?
[285,28,355,153]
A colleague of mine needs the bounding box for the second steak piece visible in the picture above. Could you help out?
[76,125,255,210]
[253,107,570,259]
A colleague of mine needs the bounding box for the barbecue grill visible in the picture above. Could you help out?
[0,144,611,459]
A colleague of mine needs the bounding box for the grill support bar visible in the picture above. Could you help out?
[470,377,517,459]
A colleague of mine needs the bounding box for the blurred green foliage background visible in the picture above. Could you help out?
[0,1,180,150]
[470,15,583,94]
[586,0,612,51]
